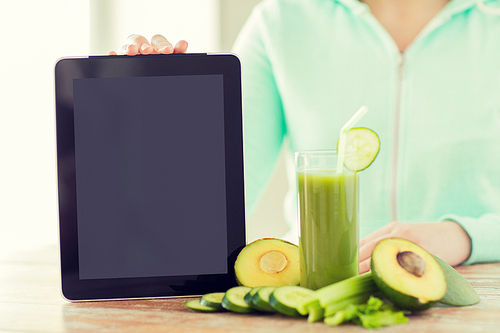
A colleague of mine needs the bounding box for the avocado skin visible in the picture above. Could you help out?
[432,255,480,306]
[371,259,437,311]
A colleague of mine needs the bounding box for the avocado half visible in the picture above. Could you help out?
[371,238,447,311]
[234,238,300,287]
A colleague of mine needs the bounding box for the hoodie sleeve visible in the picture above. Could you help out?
[439,213,500,265]
[231,5,287,215]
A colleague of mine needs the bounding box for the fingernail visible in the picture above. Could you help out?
[140,44,154,55]
[158,44,173,53]
[126,44,135,53]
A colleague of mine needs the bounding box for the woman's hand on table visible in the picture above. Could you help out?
[358,221,472,273]
[109,34,188,55]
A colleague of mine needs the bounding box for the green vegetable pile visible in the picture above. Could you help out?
[324,296,408,329]
[185,238,480,330]
[186,273,408,329]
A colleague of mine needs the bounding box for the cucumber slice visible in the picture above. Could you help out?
[221,286,254,314]
[251,287,276,313]
[269,286,315,317]
[244,287,262,306]
[185,299,221,313]
[339,127,380,171]
[200,292,225,310]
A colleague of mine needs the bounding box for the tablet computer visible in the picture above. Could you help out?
[55,54,246,301]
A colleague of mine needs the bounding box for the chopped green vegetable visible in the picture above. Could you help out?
[356,309,409,329]
[306,300,325,322]
[324,292,372,317]
[269,286,315,317]
[324,304,358,326]
[244,287,263,306]
[295,295,318,316]
[222,286,254,314]
[200,292,225,310]
[296,272,377,315]
[185,299,221,313]
[324,296,409,329]
[251,287,276,313]
[316,272,378,307]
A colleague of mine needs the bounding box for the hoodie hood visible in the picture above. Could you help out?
[334,0,486,18]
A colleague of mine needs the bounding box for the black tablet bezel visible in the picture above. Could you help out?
[55,54,245,301]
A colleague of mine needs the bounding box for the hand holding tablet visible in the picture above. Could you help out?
[109,34,188,56]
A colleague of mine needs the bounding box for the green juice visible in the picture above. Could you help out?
[297,170,359,290]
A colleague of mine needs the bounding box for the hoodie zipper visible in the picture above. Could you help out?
[351,1,458,222]
[390,52,405,222]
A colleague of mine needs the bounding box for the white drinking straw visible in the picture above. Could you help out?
[336,106,369,173]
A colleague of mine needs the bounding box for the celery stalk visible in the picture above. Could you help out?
[306,300,324,322]
[316,272,378,307]
[296,296,318,315]
[324,292,372,317]
[324,296,409,329]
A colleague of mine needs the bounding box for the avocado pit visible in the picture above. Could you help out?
[260,251,287,274]
[397,251,426,277]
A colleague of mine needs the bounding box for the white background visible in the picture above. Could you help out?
[0,0,288,256]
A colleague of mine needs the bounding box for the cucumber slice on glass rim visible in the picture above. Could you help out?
[338,127,380,172]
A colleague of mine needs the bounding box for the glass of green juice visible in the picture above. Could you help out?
[295,150,359,290]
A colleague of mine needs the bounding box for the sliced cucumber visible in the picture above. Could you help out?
[339,127,380,171]
[200,292,225,310]
[269,286,315,317]
[185,299,221,313]
[244,287,262,306]
[221,286,254,314]
[251,287,276,313]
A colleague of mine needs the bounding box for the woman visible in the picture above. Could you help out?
[112,0,500,272]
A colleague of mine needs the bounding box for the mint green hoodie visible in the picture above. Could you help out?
[233,0,500,264]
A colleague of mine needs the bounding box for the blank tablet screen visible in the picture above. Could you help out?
[56,54,244,300]
[72,74,228,280]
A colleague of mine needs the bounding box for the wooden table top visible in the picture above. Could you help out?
[1,245,499,333]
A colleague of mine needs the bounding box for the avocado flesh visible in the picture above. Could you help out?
[235,238,300,287]
[371,238,447,311]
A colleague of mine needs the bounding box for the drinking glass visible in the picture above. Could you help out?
[295,150,359,290]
